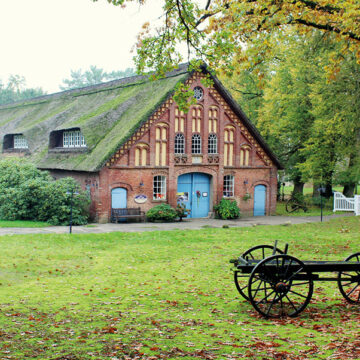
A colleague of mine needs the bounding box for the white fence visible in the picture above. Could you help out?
[333,192,360,216]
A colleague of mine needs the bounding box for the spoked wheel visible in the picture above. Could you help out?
[338,252,360,304]
[234,245,284,301]
[248,255,313,318]
[285,198,307,213]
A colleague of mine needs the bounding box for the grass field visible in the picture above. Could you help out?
[0,217,359,359]
[0,220,50,228]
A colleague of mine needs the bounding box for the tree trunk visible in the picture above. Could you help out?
[342,153,357,197]
[292,177,304,196]
[324,182,333,198]
[343,184,355,197]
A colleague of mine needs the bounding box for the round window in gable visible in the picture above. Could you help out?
[193,86,204,101]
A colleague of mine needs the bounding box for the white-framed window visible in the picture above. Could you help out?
[192,134,201,154]
[208,134,218,154]
[63,130,86,148]
[174,133,185,154]
[193,86,204,101]
[223,175,234,198]
[13,135,28,149]
[153,175,166,200]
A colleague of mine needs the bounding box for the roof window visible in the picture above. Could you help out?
[2,134,29,152]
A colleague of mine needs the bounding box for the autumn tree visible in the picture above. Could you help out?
[93,0,360,79]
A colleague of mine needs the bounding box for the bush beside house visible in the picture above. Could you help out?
[214,199,241,219]
[0,159,89,225]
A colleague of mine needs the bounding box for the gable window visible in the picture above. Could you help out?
[174,133,185,154]
[175,107,186,133]
[192,134,201,154]
[208,134,217,154]
[155,123,168,166]
[223,175,234,198]
[63,130,86,148]
[193,86,204,101]
[135,143,149,166]
[224,126,235,166]
[191,105,202,133]
[208,106,218,133]
[240,146,251,166]
[153,175,166,200]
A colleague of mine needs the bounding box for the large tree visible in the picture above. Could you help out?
[93,0,360,78]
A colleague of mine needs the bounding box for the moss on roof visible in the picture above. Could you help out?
[0,69,189,172]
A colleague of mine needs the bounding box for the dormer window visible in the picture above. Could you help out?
[63,130,86,148]
[48,128,87,151]
[3,133,29,152]
[14,135,28,149]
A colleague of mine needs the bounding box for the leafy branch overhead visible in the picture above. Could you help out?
[93,0,360,78]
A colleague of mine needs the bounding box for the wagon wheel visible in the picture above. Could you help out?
[248,255,313,318]
[285,198,307,213]
[337,252,360,304]
[234,245,284,301]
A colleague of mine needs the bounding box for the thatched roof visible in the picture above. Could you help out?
[0,64,282,171]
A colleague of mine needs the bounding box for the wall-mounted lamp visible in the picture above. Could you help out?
[139,180,144,187]
[244,179,248,185]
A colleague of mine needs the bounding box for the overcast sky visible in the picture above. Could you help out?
[0,0,163,93]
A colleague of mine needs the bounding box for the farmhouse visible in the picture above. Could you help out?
[0,64,282,222]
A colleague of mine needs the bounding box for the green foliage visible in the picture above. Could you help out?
[175,203,190,220]
[146,204,177,222]
[60,65,135,90]
[0,75,45,105]
[214,199,240,219]
[0,159,89,225]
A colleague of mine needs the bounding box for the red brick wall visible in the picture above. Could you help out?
[94,73,279,222]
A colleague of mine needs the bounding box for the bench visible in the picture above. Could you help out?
[111,208,146,223]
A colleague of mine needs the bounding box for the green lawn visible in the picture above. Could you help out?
[0,220,51,228]
[0,217,359,359]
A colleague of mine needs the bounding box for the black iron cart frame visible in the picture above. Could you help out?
[230,242,360,318]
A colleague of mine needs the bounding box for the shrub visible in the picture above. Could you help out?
[175,203,190,221]
[214,199,240,220]
[146,204,177,222]
[0,159,90,225]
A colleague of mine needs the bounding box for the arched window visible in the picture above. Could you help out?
[135,143,149,166]
[175,107,186,133]
[191,105,202,133]
[174,133,185,154]
[208,134,218,154]
[223,175,234,198]
[155,123,168,166]
[153,175,166,200]
[192,134,202,154]
[224,126,235,166]
[208,106,219,133]
[240,145,251,166]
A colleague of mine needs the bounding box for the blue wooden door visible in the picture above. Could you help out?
[177,173,210,218]
[111,188,127,208]
[254,185,266,216]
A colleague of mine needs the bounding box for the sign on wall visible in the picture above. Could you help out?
[134,194,147,204]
